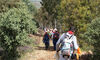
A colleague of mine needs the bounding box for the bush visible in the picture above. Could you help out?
[83,18,100,59]
[0,2,37,60]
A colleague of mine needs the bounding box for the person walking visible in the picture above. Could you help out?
[43,32,50,50]
[56,27,79,60]
[53,29,59,50]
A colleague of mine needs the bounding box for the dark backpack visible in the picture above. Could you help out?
[43,33,49,43]
[53,32,59,39]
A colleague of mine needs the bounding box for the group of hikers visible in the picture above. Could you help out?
[43,28,59,50]
[43,27,81,60]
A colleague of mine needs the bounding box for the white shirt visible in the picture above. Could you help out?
[56,33,79,51]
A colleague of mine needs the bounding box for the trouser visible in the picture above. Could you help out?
[45,42,49,50]
[53,39,58,50]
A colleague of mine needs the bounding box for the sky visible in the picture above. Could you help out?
[30,0,41,9]
[30,0,41,2]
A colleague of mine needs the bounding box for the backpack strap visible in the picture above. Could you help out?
[69,35,73,39]
[65,32,74,39]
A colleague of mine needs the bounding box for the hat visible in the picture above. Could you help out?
[66,31,74,39]
[68,31,74,35]
[54,28,57,31]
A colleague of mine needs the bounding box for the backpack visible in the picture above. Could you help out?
[53,32,59,39]
[61,34,74,57]
[43,33,49,43]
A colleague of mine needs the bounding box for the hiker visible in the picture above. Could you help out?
[48,29,52,39]
[43,31,50,50]
[53,28,59,50]
[56,27,79,60]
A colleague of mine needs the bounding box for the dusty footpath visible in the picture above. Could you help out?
[20,34,92,60]
[33,35,56,60]
[20,34,56,60]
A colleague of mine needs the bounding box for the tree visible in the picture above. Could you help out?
[22,0,39,28]
[38,0,61,28]
[22,0,37,15]
[57,0,93,34]
[56,0,100,47]
[0,0,20,13]
[37,0,100,48]
[0,1,37,60]
[83,18,100,59]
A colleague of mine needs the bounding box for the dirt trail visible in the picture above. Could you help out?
[20,34,92,60]
[33,40,56,60]
[20,35,56,60]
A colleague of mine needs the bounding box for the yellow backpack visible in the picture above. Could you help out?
[76,47,82,60]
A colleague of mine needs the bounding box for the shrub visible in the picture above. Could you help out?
[0,2,37,60]
[83,18,100,59]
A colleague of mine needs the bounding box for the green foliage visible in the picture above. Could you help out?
[41,0,61,15]
[0,0,23,13]
[22,0,37,15]
[83,18,100,59]
[36,0,61,28]
[22,0,38,28]
[54,0,100,48]
[58,0,94,34]
[38,0,100,33]
[0,1,37,60]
